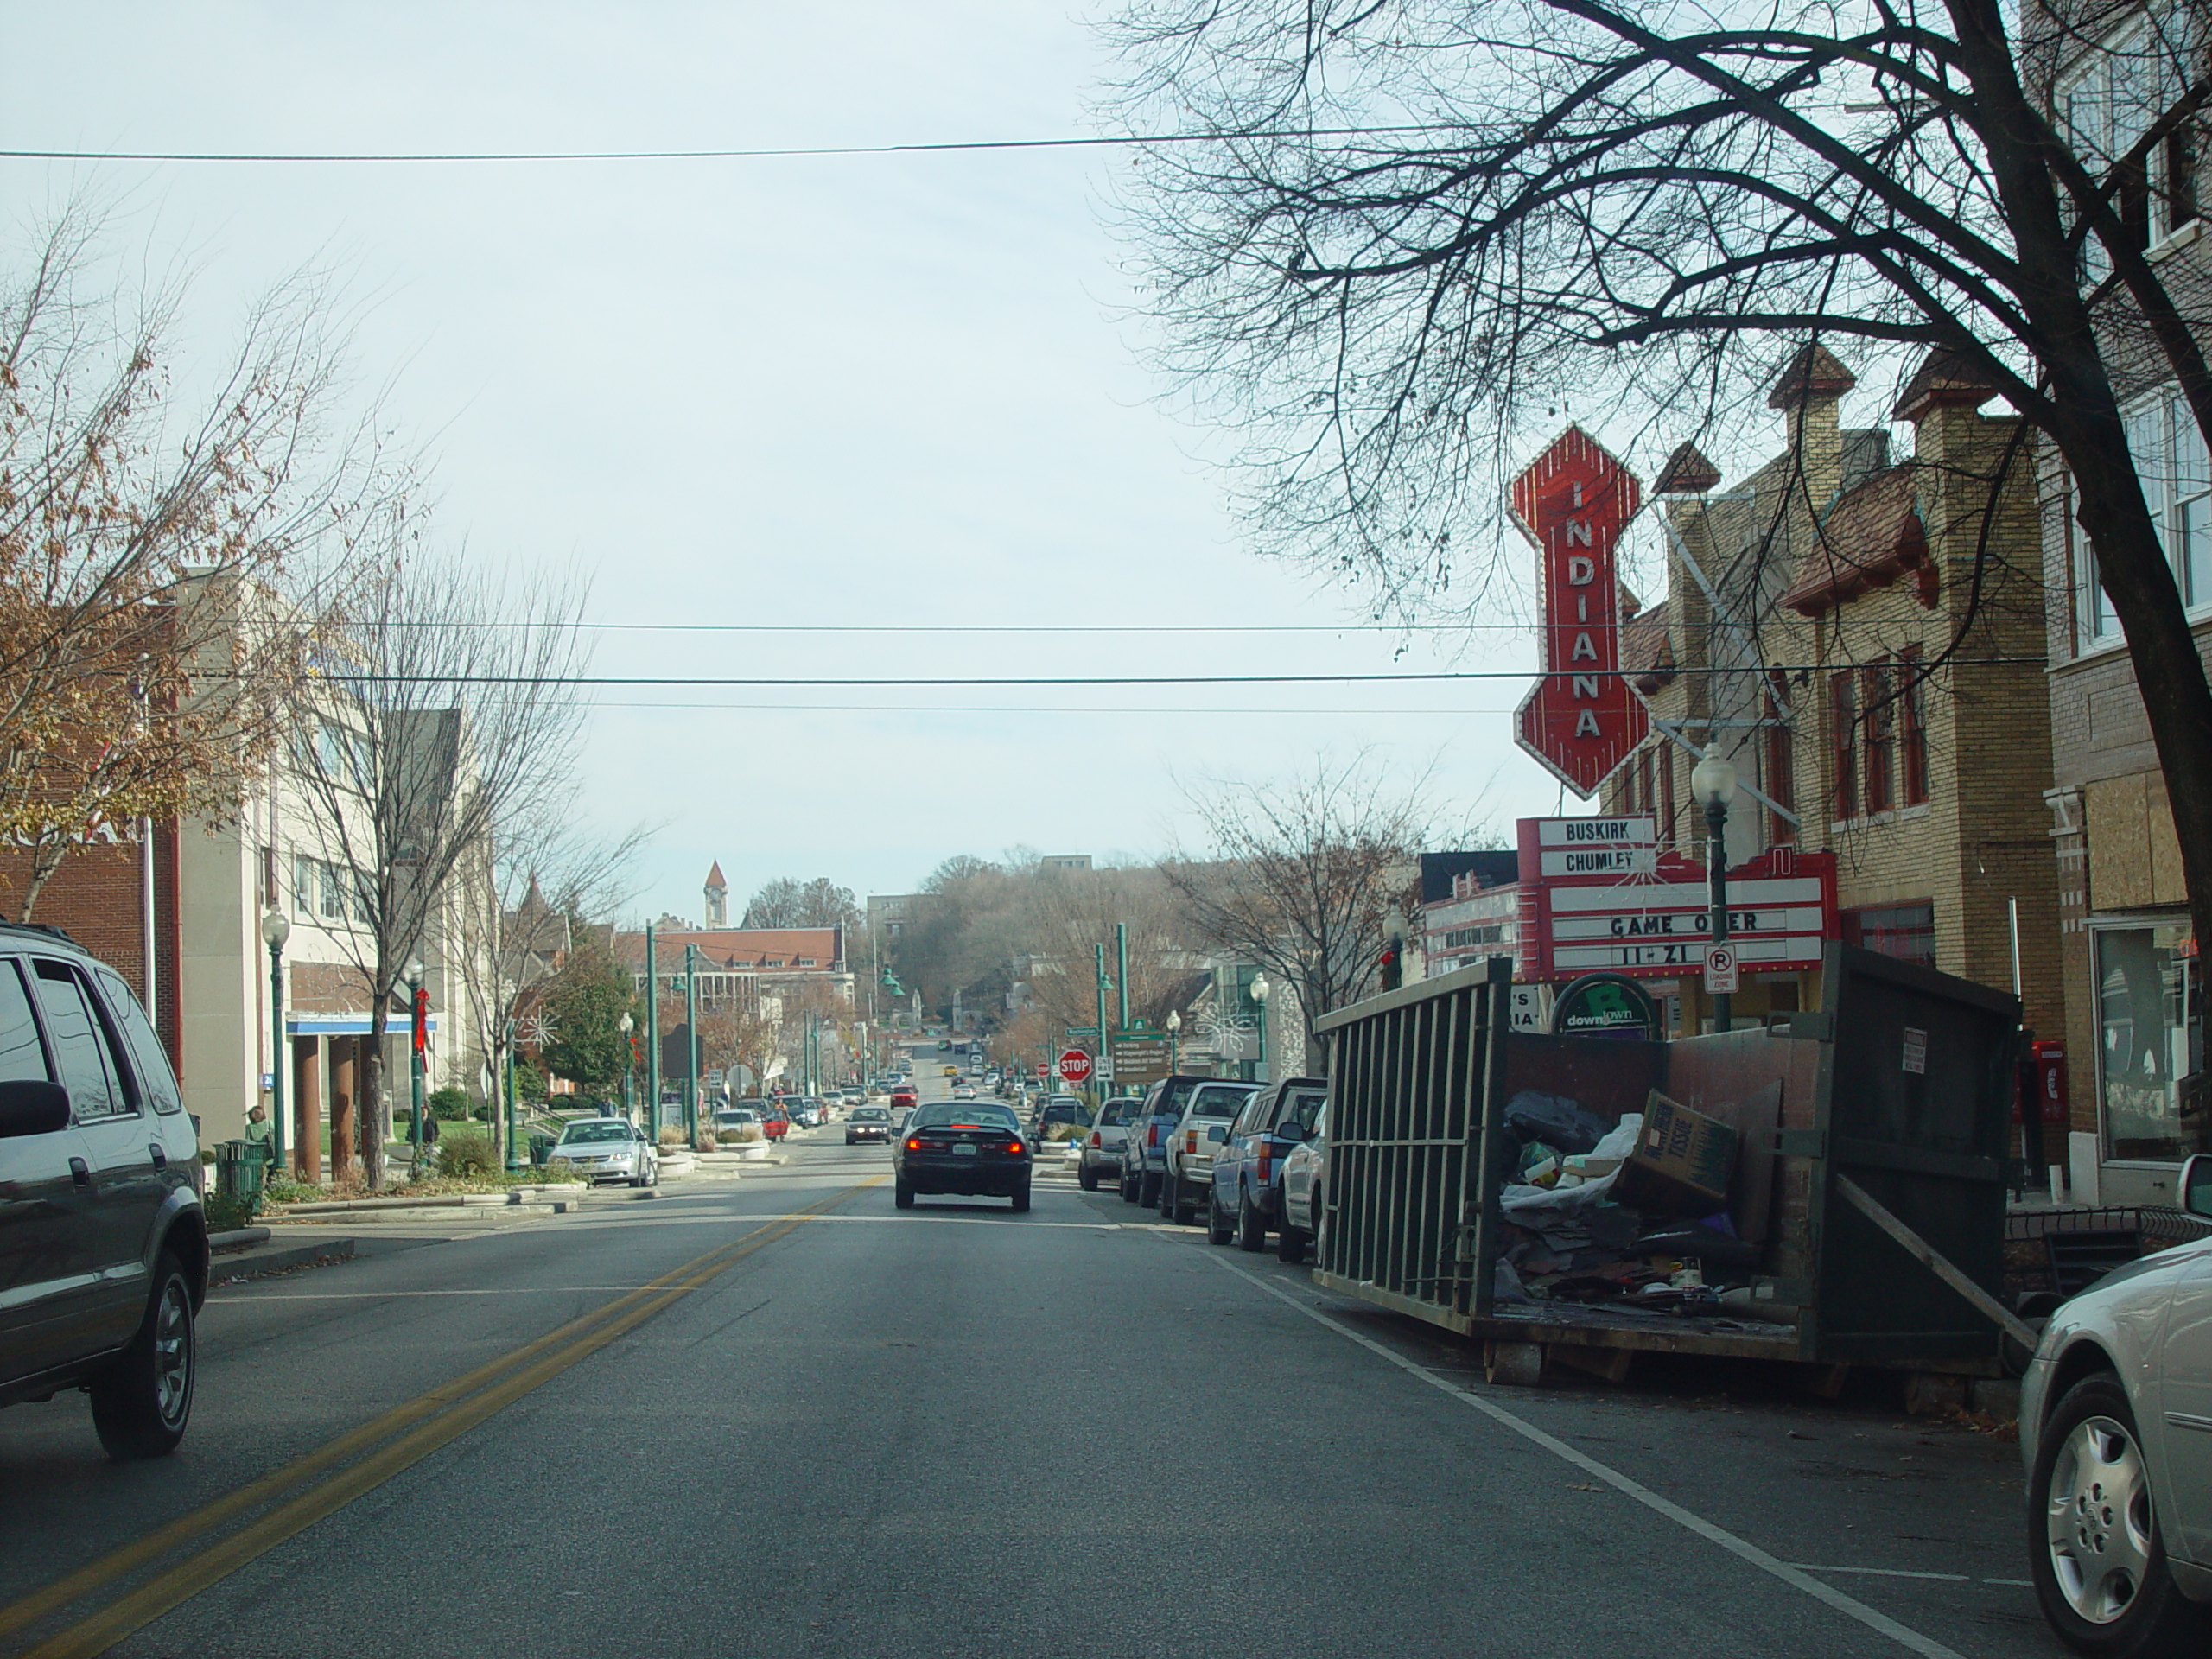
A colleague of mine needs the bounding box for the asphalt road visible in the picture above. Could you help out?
[0,1074,2061,1658]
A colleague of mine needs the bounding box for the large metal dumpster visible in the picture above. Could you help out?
[1311,944,2022,1376]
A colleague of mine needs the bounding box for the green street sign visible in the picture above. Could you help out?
[1067,1026,1101,1039]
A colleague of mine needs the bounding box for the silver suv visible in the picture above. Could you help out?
[0,925,208,1459]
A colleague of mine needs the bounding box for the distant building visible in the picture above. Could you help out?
[1419,851,1521,978]
[1039,855,1093,873]
[613,924,853,1010]
[703,861,728,927]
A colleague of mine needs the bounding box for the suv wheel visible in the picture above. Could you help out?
[1277,1216,1309,1264]
[2029,1371,2209,1656]
[1120,1165,1142,1203]
[1205,1190,1234,1246]
[1160,1173,1179,1219]
[90,1253,195,1461]
[1140,1172,1162,1209]
[1078,1162,1099,1192]
[1236,1188,1267,1252]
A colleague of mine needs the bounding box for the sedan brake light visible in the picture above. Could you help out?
[1007,1140,1025,1155]
[905,1137,922,1152]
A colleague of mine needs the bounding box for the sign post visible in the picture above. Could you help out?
[1511,429,1649,796]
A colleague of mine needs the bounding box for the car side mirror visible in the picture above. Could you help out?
[0,1079,71,1139]
[1275,1121,1306,1142]
[1205,1124,1225,1142]
[2184,1152,2212,1219]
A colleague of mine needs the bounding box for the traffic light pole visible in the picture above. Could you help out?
[645,925,661,1141]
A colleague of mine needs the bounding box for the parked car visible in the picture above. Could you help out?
[550,1116,659,1187]
[1119,1076,1217,1208]
[893,1101,1033,1211]
[1279,1103,1328,1263]
[0,924,209,1460]
[713,1106,760,1139]
[2021,1150,2212,1655]
[1159,1079,1264,1224]
[1032,1094,1090,1143]
[846,1105,893,1145]
[1077,1096,1142,1191]
[1208,1078,1326,1253]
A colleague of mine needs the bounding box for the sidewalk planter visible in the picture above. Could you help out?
[1312,944,2022,1386]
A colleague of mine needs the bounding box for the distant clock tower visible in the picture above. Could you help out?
[704,861,728,927]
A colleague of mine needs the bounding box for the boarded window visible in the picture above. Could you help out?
[1829,672,1858,823]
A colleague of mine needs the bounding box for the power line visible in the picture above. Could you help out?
[576,701,1524,715]
[336,660,2043,689]
[0,125,1437,167]
[471,620,1528,634]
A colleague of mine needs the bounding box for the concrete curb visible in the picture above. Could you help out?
[270,1185,587,1216]
[208,1226,273,1251]
[208,1237,357,1286]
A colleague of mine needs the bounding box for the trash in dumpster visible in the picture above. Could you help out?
[1503,1090,1610,1154]
[1613,1090,1738,1217]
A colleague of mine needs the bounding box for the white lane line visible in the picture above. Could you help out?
[1787,1566,1969,1582]
[1204,1253,1967,1659]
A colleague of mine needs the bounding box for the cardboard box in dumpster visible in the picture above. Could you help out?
[1614,1090,1738,1216]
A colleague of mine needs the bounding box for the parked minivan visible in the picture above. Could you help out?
[0,924,208,1459]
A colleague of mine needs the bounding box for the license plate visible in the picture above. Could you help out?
[953,1144,978,1157]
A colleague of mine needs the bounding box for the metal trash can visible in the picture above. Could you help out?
[213,1140,270,1206]
[529,1133,554,1168]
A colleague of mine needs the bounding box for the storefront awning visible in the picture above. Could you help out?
[286,1015,441,1037]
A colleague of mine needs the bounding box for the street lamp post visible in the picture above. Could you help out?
[1094,944,1113,1109]
[504,1015,522,1172]
[645,925,661,1140]
[1250,971,1272,1084]
[1166,1008,1181,1074]
[619,1011,635,1122]
[1690,753,1740,1035]
[405,956,427,1173]
[683,944,700,1144]
[261,909,291,1174]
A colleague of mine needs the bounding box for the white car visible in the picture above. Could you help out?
[1077,1096,1142,1191]
[2020,1151,2211,1654]
[549,1116,658,1187]
[1280,1101,1327,1262]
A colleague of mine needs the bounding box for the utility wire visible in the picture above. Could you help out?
[333,660,2043,689]
[0,125,1438,166]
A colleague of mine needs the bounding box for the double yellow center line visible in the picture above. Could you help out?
[3,1179,880,1659]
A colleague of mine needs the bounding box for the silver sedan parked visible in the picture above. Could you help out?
[2021,1151,2211,1655]
[549,1116,658,1187]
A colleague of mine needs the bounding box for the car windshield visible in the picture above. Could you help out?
[853,1108,887,1121]
[912,1103,1018,1129]
[556,1122,631,1145]
[1186,1084,1260,1119]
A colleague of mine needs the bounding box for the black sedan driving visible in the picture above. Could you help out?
[893,1102,1033,1212]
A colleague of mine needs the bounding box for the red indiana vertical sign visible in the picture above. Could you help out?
[1511,428,1648,797]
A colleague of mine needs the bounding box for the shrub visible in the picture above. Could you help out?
[658,1126,687,1148]
[203,1187,257,1232]
[692,1130,715,1154]
[428,1086,474,1122]
[438,1131,497,1178]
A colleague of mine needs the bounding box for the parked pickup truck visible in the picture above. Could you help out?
[1208,1077,1326,1255]
[1159,1079,1263,1225]
[1118,1075,1211,1210]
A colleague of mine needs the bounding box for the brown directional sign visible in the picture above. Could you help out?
[1109,1033,1172,1088]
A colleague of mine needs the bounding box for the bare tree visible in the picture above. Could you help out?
[739,875,862,931]
[0,205,397,918]
[1160,753,1428,1070]
[453,809,653,1152]
[1109,0,2212,953]
[1021,862,1195,1035]
[289,543,591,1186]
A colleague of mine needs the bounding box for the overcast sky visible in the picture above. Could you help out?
[3,1,1594,921]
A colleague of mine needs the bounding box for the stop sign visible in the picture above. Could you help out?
[1057,1048,1093,1084]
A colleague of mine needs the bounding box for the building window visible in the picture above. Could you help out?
[1843,902,1936,969]
[2094,922,2203,1161]
[2123,388,2212,607]
[2062,14,2201,277]
[1898,649,1929,805]
[1863,664,1895,816]
[1829,672,1857,823]
[293,853,316,913]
